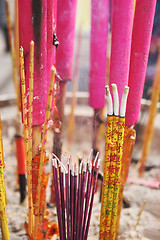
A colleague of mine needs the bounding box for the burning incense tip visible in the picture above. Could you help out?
[30,40,34,45]
[51,65,56,73]
[20,46,23,56]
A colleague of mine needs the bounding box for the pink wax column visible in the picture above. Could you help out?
[109,0,134,106]
[125,0,157,127]
[19,0,55,126]
[89,0,109,109]
[56,0,78,81]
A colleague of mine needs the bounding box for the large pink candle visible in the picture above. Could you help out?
[56,0,77,81]
[19,0,56,126]
[125,0,157,127]
[89,0,109,109]
[109,0,134,105]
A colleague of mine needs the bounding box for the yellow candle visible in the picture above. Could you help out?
[104,115,119,240]
[110,116,125,239]
[99,115,113,239]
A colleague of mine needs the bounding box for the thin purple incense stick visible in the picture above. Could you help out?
[81,162,92,240]
[84,159,100,240]
[76,163,82,240]
[73,164,78,240]
[70,159,73,240]
[71,164,74,240]
[60,167,66,240]
[86,149,93,171]
[53,159,64,240]
[65,170,70,240]
[79,162,87,240]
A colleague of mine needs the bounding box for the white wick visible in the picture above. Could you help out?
[105,85,113,116]
[111,84,119,116]
[120,86,129,117]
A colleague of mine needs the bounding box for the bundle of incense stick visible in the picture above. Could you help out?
[20,41,56,238]
[99,84,129,240]
[52,152,100,240]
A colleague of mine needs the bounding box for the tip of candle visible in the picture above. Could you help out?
[111,83,117,89]
[30,40,34,45]
[124,86,129,92]
[105,85,109,96]
[120,86,129,117]
[111,83,119,116]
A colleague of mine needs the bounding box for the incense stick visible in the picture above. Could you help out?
[79,162,87,240]
[34,66,56,237]
[28,40,34,235]
[82,162,92,240]
[138,51,160,176]
[71,164,74,240]
[76,163,82,240]
[0,117,10,240]
[60,167,66,240]
[20,46,33,235]
[134,201,146,230]
[65,170,70,240]
[53,159,64,240]
[52,152,100,240]
[74,165,78,239]
[84,159,101,240]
